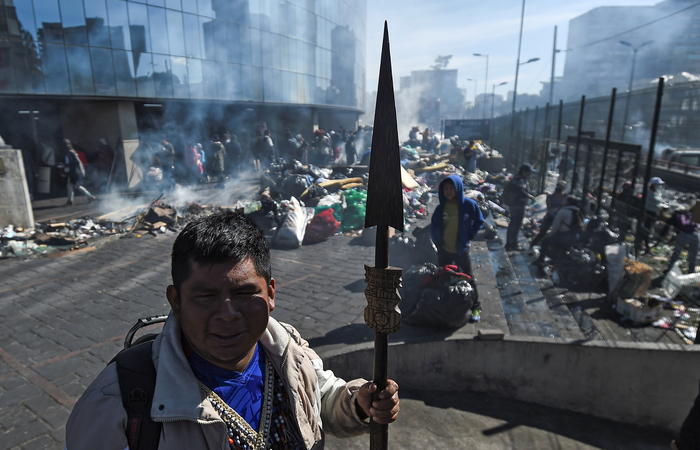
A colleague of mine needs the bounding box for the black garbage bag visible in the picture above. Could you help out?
[479,204,490,219]
[483,223,499,240]
[404,265,476,330]
[554,248,607,292]
[281,174,311,200]
[331,172,348,180]
[398,263,438,319]
[404,280,475,329]
[305,164,324,180]
[305,184,329,200]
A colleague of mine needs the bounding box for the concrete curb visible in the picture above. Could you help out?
[319,334,700,432]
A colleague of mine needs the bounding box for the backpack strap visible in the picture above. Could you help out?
[115,340,161,450]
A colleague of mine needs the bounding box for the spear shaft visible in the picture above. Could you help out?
[364,21,404,450]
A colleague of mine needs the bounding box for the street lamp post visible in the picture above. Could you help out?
[508,57,540,159]
[490,81,508,147]
[619,40,653,140]
[467,78,478,118]
[474,53,489,118]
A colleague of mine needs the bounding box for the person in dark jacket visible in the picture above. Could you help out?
[673,379,700,450]
[504,163,536,251]
[667,206,699,273]
[223,133,241,177]
[431,174,485,321]
[209,135,226,188]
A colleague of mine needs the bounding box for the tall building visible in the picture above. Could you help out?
[395,68,465,135]
[560,0,700,100]
[0,0,366,195]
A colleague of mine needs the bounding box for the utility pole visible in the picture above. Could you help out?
[549,26,557,106]
[474,53,489,119]
[619,40,653,141]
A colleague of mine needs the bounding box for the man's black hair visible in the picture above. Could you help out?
[171,211,271,291]
[211,134,220,141]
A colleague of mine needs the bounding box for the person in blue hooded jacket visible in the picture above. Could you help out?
[431,174,485,321]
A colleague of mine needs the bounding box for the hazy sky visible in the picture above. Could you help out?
[365,0,660,102]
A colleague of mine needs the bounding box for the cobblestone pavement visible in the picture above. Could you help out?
[0,176,676,449]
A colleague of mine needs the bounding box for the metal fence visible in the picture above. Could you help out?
[491,79,700,252]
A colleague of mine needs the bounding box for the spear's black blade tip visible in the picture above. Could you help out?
[365,20,403,232]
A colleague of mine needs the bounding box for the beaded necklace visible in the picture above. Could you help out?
[199,361,304,450]
[198,357,274,450]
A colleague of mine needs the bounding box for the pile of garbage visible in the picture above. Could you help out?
[1,220,128,258]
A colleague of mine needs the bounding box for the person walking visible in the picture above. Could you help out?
[431,174,485,322]
[504,164,536,251]
[667,205,699,274]
[58,139,96,206]
[642,177,668,254]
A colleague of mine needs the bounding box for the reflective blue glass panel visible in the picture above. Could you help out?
[215,60,229,99]
[0,38,16,92]
[65,44,94,94]
[42,42,70,94]
[84,0,110,48]
[226,23,239,63]
[59,0,87,45]
[197,0,212,18]
[170,55,188,97]
[148,6,168,54]
[166,10,185,56]
[165,0,181,10]
[90,46,116,95]
[182,13,200,58]
[128,2,151,53]
[147,0,165,7]
[201,58,215,98]
[106,0,130,50]
[181,0,197,14]
[34,0,63,44]
[8,1,37,41]
[132,50,154,97]
[152,53,173,97]
[186,57,202,98]
[11,38,44,93]
[112,49,137,96]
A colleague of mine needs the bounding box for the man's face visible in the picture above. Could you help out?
[523,169,532,179]
[166,258,275,372]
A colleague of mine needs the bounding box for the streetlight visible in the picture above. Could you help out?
[467,78,478,118]
[619,40,653,140]
[508,0,527,159]
[474,53,489,118]
[490,81,508,147]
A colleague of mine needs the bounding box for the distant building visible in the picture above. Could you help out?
[560,0,700,100]
[394,68,465,134]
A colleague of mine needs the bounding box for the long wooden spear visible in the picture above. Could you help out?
[364,21,404,450]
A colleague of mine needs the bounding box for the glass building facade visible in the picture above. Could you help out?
[0,0,366,110]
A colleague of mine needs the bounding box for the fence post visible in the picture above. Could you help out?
[635,78,665,256]
[597,88,617,215]
[530,105,539,163]
[540,103,551,193]
[571,96,586,192]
